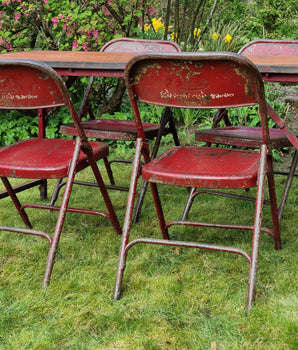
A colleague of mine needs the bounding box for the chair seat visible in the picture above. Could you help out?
[196,126,297,148]
[0,138,109,179]
[142,146,260,189]
[60,119,161,140]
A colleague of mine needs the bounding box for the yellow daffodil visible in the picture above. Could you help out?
[212,32,219,40]
[194,28,201,38]
[225,34,232,43]
[152,18,164,32]
[171,32,178,40]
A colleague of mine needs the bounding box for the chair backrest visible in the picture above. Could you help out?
[125,52,270,144]
[238,39,298,56]
[0,59,86,140]
[101,37,181,53]
[0,59,67,110]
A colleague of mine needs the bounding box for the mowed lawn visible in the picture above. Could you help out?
[0,154,297,350]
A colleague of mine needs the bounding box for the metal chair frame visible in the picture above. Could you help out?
[54,38,181,223]
[0,59,121,287]
[184,39,298,223]
[113,52,282,312]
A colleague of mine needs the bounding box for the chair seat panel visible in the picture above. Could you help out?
[142,146,260,188]
[196,126,297,148]
[60,119,161,140]
[0,138,109,179]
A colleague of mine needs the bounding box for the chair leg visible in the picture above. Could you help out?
[247,145,267,311]
[132,180,148,223]
[182,187,197,220]
[114,138,143,299]
[132,107,180,223]
[43,138,122,287]
[278,149,298,222]
[103,155,116,185]
[43,139,82,287]
[39,179,48,201]
[266,154,281,250]
[1,177,32,229]
[167,108,180,147]
[87,151,121,236]
[49,178,63,206]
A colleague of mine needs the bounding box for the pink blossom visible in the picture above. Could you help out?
[147,5,155,15]
[102,6,110,16]
[72,40,79,50]
[6,42,13,51]
[60,14,64,19]
[51,17,59,27]
[15,12,21,21]
[82,42,88,51]
[44,0,49,3]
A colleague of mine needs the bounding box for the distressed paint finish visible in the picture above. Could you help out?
[57,38,182,222]
[240,39,298,56]
[0,59,121,289]
[0,64,65,109]
[129,53,262,109]
[114,52,281,312]
[101,37,181,53]
[193,40,298,226]
[240,39,298,82]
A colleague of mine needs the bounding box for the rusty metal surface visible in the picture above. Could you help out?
[239,39,298,82]
[239,39,298,56]
[56,39,181,221]
[60,119,161,141]
[0,59,121,287]
[101,37,181,53]
[114,52,282,312]
[189,43,298,225]
[142,146,261,188]
[126,52,264,110]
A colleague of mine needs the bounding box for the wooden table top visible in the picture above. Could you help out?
[243,54,298,75]
[0,50,297,78]
[0,51,135,76]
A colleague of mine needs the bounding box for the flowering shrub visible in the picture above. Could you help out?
[0,0,153,52]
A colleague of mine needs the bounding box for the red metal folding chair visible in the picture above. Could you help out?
[0,59,121,287]
[55,38,181,222]
[184,39,298,223]
[114,52,281,311]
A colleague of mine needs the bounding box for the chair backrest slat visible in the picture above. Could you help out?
[0,59,88,142]
[125,52,269,145]
[238,39,298,56]
[126,52,264,109]
[0,59,66,110]
[101,38,181,53]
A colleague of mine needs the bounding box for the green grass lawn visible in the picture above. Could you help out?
[0,154,297,350]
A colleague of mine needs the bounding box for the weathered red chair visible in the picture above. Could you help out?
[239,39,298,57]
[0,59,121,287]
[184,39,298,222]
[114,52,281,311]
[56,38,181,222]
